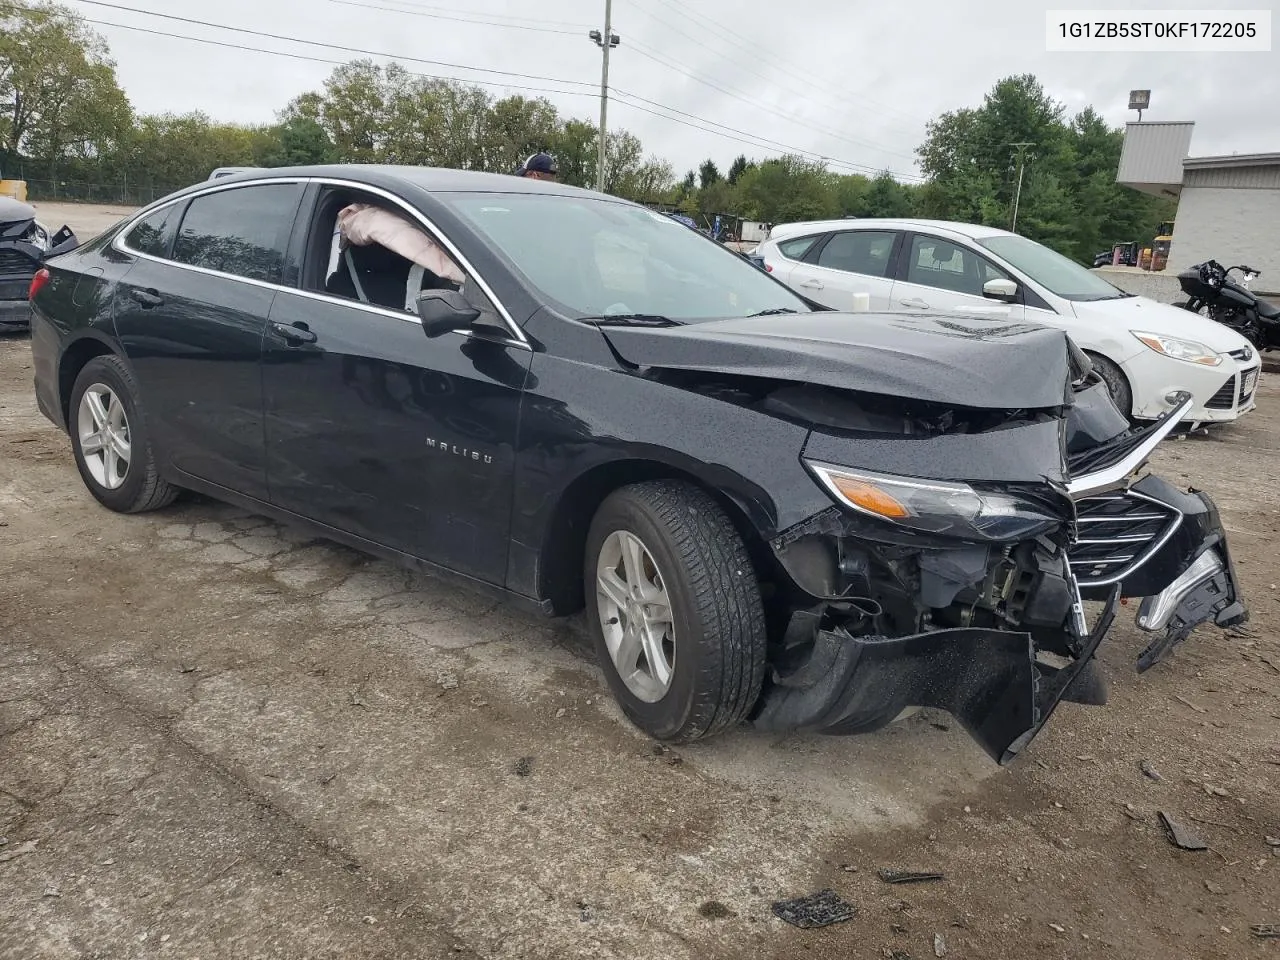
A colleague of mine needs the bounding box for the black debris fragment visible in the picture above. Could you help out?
[1251,925,1279,940]
[771,889,857,929]
[878,869,945,885]
[698,901,733,919]
[1158,812,1208,851]
[513,756,535,777]
[1140,760,1163,782]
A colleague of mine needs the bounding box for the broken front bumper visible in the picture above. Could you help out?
[755,476,1248,765]
[751,586,1120,765]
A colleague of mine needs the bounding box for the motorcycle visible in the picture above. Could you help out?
[1175,259,1280,353]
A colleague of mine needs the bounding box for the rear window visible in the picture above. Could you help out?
[777,235,821,261]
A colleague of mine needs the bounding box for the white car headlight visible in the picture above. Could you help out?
[804,461,1062,542]
[1132,331,1222,366]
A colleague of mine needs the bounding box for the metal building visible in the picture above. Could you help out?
[1117,122,1280,295]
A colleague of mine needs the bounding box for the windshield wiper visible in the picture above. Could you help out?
[748,307,799,316]
[584,314,681,327]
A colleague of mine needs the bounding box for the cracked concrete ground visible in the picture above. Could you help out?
[0,213,1277,960]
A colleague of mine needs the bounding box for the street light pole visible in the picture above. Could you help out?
[588,1,619,193]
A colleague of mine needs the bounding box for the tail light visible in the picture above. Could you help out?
[28,268,51,301]
[764,262,774,273]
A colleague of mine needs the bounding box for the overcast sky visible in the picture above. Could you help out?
[67,0,1279,180]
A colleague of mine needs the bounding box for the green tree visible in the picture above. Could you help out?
[259,116,336,167]
[726,154,751,185]
[0,0,131,173]
[698,158,720,190]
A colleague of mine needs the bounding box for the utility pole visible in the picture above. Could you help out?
[588,2,620,193]
[1008,142,1034,233]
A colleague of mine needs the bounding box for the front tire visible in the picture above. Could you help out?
[584,480,767,742]
[69,355,178,514]
[1085,352,1134,420]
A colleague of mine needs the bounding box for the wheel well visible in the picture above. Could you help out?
[58,339,115,427]
[1083,349,1133,404]
[538,460,781,617]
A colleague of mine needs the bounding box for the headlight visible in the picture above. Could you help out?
[1133,331,1222,366]
[804,461,1062,542]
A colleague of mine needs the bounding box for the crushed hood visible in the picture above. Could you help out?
[0,197,38,236]
[599,312,1075,410]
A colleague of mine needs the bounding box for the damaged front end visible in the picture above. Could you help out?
[0,197,79,330]
[753,382,1248,765]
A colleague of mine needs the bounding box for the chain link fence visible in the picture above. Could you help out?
[17,177,188,207]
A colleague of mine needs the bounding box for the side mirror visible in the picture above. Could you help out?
[982,278,1019,303]
[416,288,480,338]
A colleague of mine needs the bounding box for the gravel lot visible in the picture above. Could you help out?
[1,206,1277,960]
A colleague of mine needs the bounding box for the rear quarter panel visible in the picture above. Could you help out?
[30,234,136,428]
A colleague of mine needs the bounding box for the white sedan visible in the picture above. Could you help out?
[755,218,1260,426]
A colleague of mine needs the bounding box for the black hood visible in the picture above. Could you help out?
[598,312,1075,410]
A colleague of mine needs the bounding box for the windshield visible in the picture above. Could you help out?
[443,192,811,321]
[978,234,1127,301]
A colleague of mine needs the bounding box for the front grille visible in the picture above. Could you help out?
[1069,492,1181,587]
[1205,375,1238,409]
[0,247,38,276]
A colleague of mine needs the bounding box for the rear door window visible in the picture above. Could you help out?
[777,234,822,261]
[172,184,303,284]
[124,204,181,259]
[815,231,897,278]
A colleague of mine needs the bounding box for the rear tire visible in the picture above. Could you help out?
[584,480,767,742]
[69,355,178,514]
[1085,352,1133,420]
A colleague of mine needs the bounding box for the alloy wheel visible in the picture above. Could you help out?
[595,530,676,703]
[77,384,131,490]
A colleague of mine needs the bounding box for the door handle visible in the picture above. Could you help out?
[130,288,164,309]
[899,298,930,309]
[271,321,318,344]
[799,279,824,290]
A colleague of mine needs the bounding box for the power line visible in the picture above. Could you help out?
[63,0,599,89]
[623,40,922,177]
[324,0,587,37]
[611,93,919,181]
[642,0,924,129]
[24,1,925,182]
[342,0,592,32]
[18,11,599,100]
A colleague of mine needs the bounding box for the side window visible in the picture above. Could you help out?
[815,231,896,278]
[906,235,992,296]
[777,234,821,261]
[172,184,300,283]
[308,192,506,331]
[124,204,180,259]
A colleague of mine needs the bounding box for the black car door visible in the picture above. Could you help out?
[261,183,533,585]
[112,180,305,501]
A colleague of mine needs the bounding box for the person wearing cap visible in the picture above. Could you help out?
[513,152,558,181]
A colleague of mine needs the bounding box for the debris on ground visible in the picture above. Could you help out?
[1159,812,1208,851]
[771,889,857,929]
[42,885,60,898]
[698,900,733,919]
[878,869,945,885]
[1049,923,1066,934]
[840,863,859,873]
[1203,785,1230,798]
[1205,880,1224,894]
[1140,760,1163,782]
[1121,803,1145,822]
[512,756,534,777]
[435,671,458,691]
[1175,695,1207,714]
[933,932,947,957]
[1266,836,1280,847]
[882,949,913,960]
[555,708,567,719]
[0,839,38,863]
[1251,924,1280,940]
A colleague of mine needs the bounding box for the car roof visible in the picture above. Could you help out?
[205,164,609,200]
[767,218,1017,243]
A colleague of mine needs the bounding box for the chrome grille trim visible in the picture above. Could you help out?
[1068,490,1183,588]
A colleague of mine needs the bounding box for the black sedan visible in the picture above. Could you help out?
[29,166,1247,763]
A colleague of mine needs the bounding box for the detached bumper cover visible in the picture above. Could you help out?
[752,588,1120,766]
